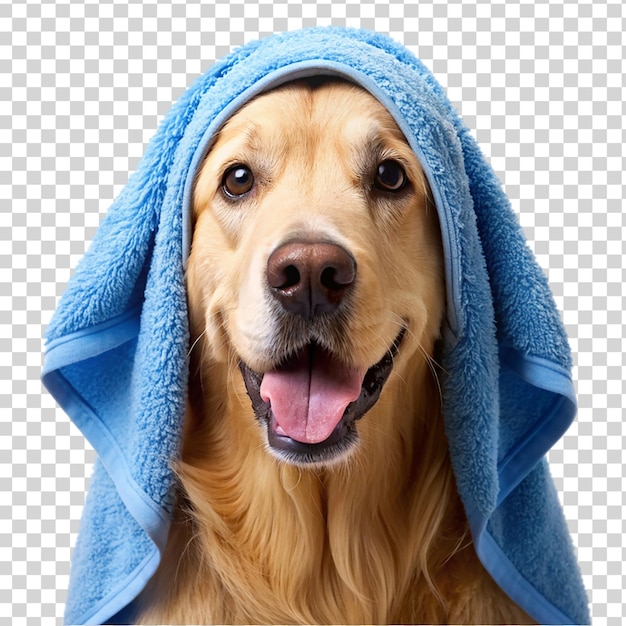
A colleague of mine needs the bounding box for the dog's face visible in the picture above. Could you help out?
[187,79,445,466]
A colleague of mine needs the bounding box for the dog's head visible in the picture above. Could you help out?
[187,78,445,466]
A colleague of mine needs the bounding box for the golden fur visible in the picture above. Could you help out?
[136,80,534,624]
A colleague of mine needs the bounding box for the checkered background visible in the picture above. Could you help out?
[2,0,624,622]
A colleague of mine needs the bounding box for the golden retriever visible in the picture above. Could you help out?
[136,78,533,624]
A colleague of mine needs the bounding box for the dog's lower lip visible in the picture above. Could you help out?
[239,328,406,462]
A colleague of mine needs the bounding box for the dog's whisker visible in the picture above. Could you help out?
[416,342,444,405]
[187,330,207,358]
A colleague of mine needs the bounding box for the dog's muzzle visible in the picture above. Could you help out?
[237,238,404,465]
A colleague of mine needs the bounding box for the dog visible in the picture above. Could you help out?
[136,78,534,624]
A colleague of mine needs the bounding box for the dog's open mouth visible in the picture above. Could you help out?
[239,329,405,464]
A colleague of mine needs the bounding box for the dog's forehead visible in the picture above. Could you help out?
[218,80,409,150]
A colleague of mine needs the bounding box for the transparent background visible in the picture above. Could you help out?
[2,0,624,622]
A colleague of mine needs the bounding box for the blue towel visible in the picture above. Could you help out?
[42,27,589,625]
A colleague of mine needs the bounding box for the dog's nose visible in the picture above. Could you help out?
[267,241,356,317]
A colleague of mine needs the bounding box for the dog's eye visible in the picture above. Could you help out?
[374,160,407,192]
[222,165,254,198]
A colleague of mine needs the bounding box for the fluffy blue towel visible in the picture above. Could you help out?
[42,27,589,625]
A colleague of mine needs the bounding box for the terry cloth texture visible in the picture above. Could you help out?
[42,27,589,625]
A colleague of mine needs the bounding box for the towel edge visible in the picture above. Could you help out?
[66,546,160,625]
[42,310,171,549]
[467,349,585,624]
[497,347,577,504]
[42,305,142,374]
[473,527,588,625]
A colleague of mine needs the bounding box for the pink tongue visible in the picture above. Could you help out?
[260,346,364,444]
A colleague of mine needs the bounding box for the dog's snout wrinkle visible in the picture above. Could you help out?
[267,241,356,318]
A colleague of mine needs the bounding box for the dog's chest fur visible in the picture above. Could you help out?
[136,367,532,625]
